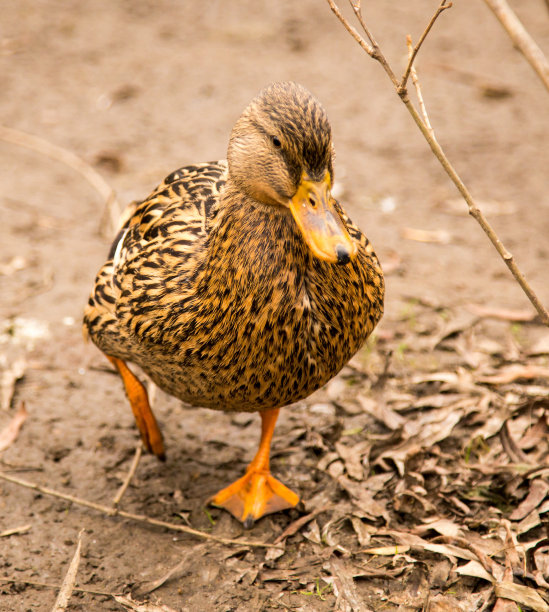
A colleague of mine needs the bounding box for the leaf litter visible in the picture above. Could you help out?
[3,302,549,611]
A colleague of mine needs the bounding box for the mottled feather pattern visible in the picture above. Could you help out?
[85,163,383,412]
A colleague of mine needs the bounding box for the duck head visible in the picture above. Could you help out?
[227,82,357,265]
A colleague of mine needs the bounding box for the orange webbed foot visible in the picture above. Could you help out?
[209,407,299,527]
[211,468,299,528]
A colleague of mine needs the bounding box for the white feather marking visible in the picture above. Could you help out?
[112,228,129,272]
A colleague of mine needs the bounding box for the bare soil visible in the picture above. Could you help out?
[1,2,549,611]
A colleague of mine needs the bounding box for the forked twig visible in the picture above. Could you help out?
[400,1,452,90]
[483,0,549,93]
[0,471,283,550]
[326,0,549,326]
[406,35,434,139]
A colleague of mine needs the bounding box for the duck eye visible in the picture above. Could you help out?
[271,136,282,148]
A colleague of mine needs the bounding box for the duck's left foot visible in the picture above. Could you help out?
[210,469,299,528]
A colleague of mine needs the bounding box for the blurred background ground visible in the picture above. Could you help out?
[1,1,549,610]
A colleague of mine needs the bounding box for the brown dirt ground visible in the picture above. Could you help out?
[1,2,549,611]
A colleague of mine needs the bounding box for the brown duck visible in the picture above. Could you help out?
[84,82,384,527]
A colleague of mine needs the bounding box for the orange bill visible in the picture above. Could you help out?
[288,171,357,265]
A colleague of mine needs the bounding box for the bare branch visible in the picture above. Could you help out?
[484,0,549,93]
[401,1,452,90]
[404,99,549,325]
[326,0,549,326]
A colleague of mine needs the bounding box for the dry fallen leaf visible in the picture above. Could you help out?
[335,440,368,480]
[361,545,411,556]
[329,558,368,612]
[0,402,28,452]
[113,595,179,612]
[428,593,468,611]
[337,475,389,522]
[455,560,493,582]
[401,227,451,244]
[358,395,405,430]
[494,582,549,612]
[0,355,26,411]
[466,303,536,322]
[382,530,477,562]
[477,364,549,385]
[509,479,549,521]
[414,517,462,538]
[134,548,199,597]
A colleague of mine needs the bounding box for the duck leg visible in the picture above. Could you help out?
[107,356,166,460]
[210,407,299,527]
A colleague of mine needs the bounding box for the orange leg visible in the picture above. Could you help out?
[210,408,299,527]
[107,356,165,461]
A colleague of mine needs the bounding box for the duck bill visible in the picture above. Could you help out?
[288,173,357,265]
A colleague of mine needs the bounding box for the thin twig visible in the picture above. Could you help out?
[112,443,142,508]
[113,380,157,507]
[326,1,549,326]
[483,0,549,93]
[0,124,122,235]
[406,35,434,139]
[0,471,283,549]
[400,1,452,90]
[0,577,117,597]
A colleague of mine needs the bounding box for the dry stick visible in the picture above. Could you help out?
[326,0,549,326]
[483,0,549,94]
[0,124,121,235]
[112,443,142,508]
[0,524,31,537]
[0,471,282,550]
[52,529,84,612]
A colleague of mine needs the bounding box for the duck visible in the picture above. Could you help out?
[84,82,384,527]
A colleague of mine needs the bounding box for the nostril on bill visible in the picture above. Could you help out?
[335,244,351,265]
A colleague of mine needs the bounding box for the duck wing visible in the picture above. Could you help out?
[84,161,227,355]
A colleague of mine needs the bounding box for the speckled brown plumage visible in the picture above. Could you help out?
[84,82,384,523]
